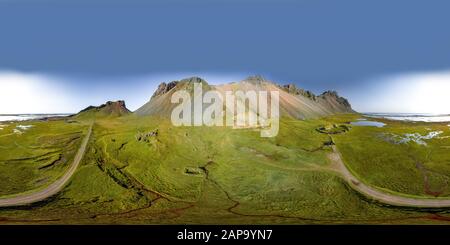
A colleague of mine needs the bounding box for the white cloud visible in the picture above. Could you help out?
[350,71,450,114]
[0,71,74,114]
[0,70,251,114]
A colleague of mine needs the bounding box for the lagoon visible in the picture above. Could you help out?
[351,120,386,127]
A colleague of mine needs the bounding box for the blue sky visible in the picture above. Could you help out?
[1,0,450,113]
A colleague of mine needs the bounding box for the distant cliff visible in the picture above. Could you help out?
[74,100,131,119]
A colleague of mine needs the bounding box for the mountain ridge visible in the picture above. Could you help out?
[135,76,355,119]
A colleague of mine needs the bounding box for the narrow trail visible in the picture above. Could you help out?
[329,145,450,208]
[0,123,93,207]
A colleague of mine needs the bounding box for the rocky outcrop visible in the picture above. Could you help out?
[150,77,209,98]
[135,129,158,143]
[135,77,211,116]
[245,75,266,84]
[282,84,317,101]
[318,91,353,112]
[152,81,179,98]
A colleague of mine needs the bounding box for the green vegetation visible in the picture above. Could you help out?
[334,118,450,198]
[0,120,87,196]
[1,114,450,224]
[316,123,351,135]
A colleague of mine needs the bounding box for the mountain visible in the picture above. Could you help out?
[135,77,212,116]
[73,100,131,118]
[135,76,354,120]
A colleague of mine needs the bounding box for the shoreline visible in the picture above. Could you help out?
[0,114,72,123]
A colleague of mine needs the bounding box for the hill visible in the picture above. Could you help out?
[73,100,131,119]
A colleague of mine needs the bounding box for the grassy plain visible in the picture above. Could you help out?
[1,114,450,224]
[0,120,87,196]
[334,117,450,198]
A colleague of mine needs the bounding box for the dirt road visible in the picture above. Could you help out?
[0,123,93,207]
[329,145,450,208]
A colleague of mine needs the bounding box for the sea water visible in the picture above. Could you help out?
[0,114,71,122]
[365,113,450,122]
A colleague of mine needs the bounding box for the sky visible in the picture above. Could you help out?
[1,0,450,114]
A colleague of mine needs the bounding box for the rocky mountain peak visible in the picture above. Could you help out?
[282,83,317,101]
[152,81,179,98]
[320,90,339,97]
[76,100,131,118]
[319,91,352,109]
[151,77,209,98]
[244,75,266,84]
[182,76,207,84]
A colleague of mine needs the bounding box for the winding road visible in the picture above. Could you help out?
[329,145,450,208]
[0,123,93,207]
